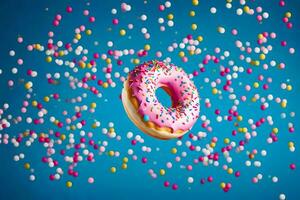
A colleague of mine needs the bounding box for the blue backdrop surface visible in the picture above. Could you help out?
[0,0,300,200]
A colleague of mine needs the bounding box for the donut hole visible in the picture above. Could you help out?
[155,87,174,108]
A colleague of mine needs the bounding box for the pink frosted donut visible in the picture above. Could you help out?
[122,60,200,139]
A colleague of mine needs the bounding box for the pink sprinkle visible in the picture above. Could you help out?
[172,184,178,190]
[207,176,213,182]
[66,6,73,13]
[290,163,296,170]
[164,181,170,187]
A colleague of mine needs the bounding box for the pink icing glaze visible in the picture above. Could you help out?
[128,60,200,132]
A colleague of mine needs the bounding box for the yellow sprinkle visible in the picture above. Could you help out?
[167,14,174,20]
[32,100,38,107]
[171,148,177,154]
[189,50,195,55]
[251,97,257,102]
[39,133,46,137]
[24,163,30,170]
[224,138,230,144]
[43,96,50,102]
[159,169,166,176]
[179,51,185,57]
[92,123,97,129]
[109,128,115,133]
[110,167,117,173]
[35,44,41,50]
[23,131,29,137]
[123,157,129,163]
[189,10,195,17]
[60,134,66,141]
[121,163,127,169]
[45,56,52,63]
[237,116,243,121]
[86,29,92,35]
[119,29,126,36]
[133,58,140,65]
[103,82,109,88]
[106,58,112,64]
[75,33,81,40]
[192,0,199,6]
[108,150,115,157]
[191,23,197,30]
[285,12,292,18]
[259,53,266,60]
[25,82,33,90]
[70,125,76,130]
[66,181,72,188]
[79,61,86,68]
[220,182,226,189]
[288,142,294,148]
[197,36,203,42]
[253,82,259,88]
[272,128,279,134]
[144,44,151,51]
[90,102,97,109]
[287,85,292,91]
[212,88,218,95]
[58,51,64,57]
[243,6,250,13]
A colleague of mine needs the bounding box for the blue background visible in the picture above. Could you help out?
[0,0,300,199]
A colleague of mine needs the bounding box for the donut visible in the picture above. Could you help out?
[122,60,200,140]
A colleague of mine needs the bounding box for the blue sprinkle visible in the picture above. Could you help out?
[143,115,150,122]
